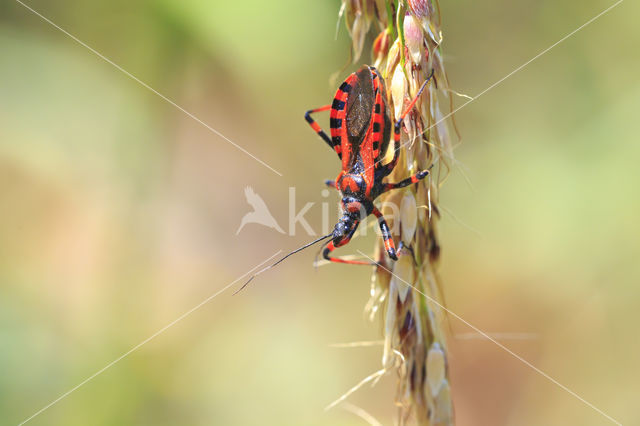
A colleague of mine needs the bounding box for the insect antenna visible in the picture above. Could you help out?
[234,233,334,295]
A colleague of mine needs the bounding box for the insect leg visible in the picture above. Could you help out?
[323,241,376,265]
[324,179,337,189]
[382,169,430,192]
[322,226,376,266]
[304,105,334,150]
[372,207,398,260]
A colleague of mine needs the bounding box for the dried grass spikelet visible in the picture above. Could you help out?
[341,1,456,424]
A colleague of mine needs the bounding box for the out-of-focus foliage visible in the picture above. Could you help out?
[1,0,639,425]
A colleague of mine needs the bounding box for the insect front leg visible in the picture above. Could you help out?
[372,207,398,260]
[322,224,375,266]
[323,242,376,265]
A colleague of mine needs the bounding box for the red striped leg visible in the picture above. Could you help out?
[322,241,376,265]
[372,207,397,260]
[382,169,430,192]
[304,105,339,155]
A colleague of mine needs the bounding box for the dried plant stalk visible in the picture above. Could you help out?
[341,1,455,424]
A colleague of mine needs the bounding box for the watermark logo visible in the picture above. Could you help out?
[237,186,408,237]
[236,186,285,235]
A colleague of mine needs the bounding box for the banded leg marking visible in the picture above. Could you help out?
[322,225,375,266]
[372,207,397,261]
[383,169,430,192]
[322,241,374,265]
[304,105,333,150]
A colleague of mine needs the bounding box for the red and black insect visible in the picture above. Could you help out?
[238,65,433,292]
[305,65,434,265]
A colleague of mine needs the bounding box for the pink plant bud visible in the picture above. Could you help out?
[408,0,440,44]
[407,0,430,19]
[404,13,424,64]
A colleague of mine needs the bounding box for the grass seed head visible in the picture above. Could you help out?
[338,1,457,424]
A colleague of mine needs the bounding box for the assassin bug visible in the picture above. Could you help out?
[305,65,434,265]
[238,65,433,292]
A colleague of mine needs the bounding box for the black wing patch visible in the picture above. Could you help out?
[345,67,374,150]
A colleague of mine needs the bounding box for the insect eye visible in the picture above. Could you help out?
[345,202,362,213]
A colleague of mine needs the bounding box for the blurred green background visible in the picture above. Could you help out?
[1,0,638,425]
